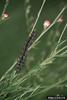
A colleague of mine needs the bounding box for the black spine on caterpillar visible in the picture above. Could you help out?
[16,31,37,72]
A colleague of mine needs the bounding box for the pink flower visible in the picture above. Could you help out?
[57,17,63,23]
[3,13,8,18]
[2,12,8,20]
[43,20,51,29]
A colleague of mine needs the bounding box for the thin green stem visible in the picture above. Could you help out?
[0,61,17,82]
[29,0,46,35]
[55,23,67,51]
[58,24,67,44]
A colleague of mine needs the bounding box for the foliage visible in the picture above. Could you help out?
[0,0,67,100]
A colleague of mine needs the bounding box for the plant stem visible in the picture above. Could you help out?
[29,0,46,35]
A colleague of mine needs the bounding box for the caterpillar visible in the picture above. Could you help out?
[16,31,36,72]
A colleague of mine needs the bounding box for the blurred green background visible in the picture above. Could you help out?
[0,0,67,78]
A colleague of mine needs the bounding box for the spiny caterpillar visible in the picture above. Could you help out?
[16,31,36,72]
